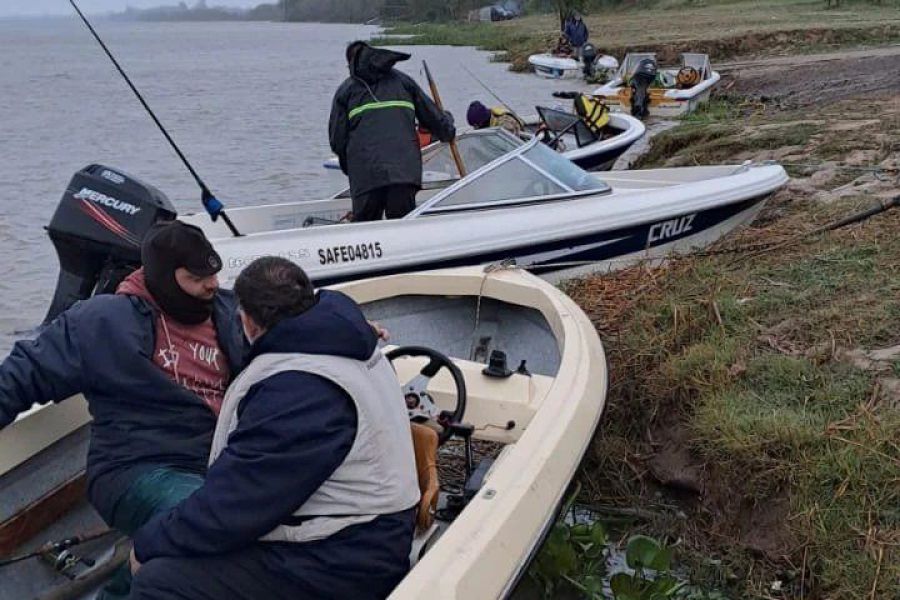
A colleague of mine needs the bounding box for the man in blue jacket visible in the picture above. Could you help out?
[0,221,246,598]
[129,256,419,599]
[563,11,589,58]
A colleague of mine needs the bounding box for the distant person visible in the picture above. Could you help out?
[329,41,456,222]
[466,100,525,137]
[563,11,589,58]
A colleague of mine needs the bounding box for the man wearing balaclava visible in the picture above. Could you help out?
[0,220,245,599]
[329,41,456,221]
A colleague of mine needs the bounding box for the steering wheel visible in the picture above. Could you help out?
[387,346,467,444]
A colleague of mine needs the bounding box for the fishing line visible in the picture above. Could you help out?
[460,64,523,122]
[67,0,241,237]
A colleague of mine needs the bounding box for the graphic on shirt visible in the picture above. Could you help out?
[153,317,230,416]
[189,342,221,371]
[158,346,180,370]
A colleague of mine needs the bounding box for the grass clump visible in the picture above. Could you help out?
[567,192,900,597]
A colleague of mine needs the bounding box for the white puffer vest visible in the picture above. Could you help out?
[210,349,419,543]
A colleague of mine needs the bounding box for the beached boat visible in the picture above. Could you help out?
[41,128,786,322]
[520,108,645,171]
[527,53,582,79]
[593,53,721,117]
[324,109,644,173]
[0,265,607,599]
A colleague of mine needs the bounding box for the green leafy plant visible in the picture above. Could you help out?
[610,535,686,600]
[530,518,609,598]
[528,485,610,599]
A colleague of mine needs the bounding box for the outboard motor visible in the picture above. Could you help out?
[629,57,658,120]
[581,43,598,78]
[44,165,176,323]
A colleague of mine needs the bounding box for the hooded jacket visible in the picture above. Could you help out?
[0,276,245,522]
[563,16,589,47]
[132,290,416,599]
[329,43,456,198]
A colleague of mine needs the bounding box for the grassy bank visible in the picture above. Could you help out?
[555,93,900,598]
[375,0,900,69]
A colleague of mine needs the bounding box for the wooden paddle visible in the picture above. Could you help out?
[422,61,466,178]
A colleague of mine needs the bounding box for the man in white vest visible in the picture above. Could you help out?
[128,256,420,599]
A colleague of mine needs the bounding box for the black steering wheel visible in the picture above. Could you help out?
[387,346,467,444]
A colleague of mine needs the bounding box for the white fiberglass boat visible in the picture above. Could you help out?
[593,53,721,117]
[521,108,645,171]
[41,128,786,322]
[527,53,582,79]
[324,106,644,173]
[1,265,607,599]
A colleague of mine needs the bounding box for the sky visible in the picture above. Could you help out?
[0,1,262,17]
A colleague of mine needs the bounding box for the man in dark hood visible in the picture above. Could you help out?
[329,41,456,221]
[0,220,245,599]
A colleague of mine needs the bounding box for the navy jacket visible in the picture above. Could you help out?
[564,18,589,47]
[329,43,456,198]
[133,290,416,599]
[0,292,245,522]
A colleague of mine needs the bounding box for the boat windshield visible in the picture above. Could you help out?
[421,129,523,182]
[415,137,609,214]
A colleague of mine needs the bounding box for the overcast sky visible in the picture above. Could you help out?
[1,1,262,17]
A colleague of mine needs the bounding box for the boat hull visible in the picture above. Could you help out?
[594,71,721,117]
[527,54,581,79]
[192,166,787,286]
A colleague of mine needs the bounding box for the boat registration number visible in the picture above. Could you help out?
[319,242,383,265]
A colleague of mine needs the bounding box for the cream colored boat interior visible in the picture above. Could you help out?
[0,267,605,599]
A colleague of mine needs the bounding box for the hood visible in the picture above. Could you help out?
[116,268,158,308]
[351,43,411,85]
[250,290,377,362]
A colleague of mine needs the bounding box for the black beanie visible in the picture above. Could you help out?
[142,221,222,324]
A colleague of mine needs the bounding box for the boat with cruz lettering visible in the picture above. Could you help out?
[40,127,786,321]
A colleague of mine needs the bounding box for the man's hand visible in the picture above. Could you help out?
[129,548,142,575]
[368,320,390,342]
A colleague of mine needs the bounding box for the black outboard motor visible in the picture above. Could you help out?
[629,57,658,120]
[581,43,598,78]
[44,165,176,323]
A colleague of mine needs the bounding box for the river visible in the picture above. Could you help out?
[0,18,568,353]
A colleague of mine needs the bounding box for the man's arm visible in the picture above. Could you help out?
[131,371,356,561]
[400,73,456,143]
[0,309,85,428]
[328,87,351,175]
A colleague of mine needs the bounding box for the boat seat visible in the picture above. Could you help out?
[408,423,441,567]
[410,423,440,532]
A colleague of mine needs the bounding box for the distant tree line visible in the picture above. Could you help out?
[282,0,383,22]
[281,0,593,24]
[112,1,282,22]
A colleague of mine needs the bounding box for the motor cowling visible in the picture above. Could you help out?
[44,164,176,323]
[629,57,658,120]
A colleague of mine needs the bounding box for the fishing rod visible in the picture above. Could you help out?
[67,0,241,237]
[422,61,467,178]
[0,529,113,568]
[460,64,524,123]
